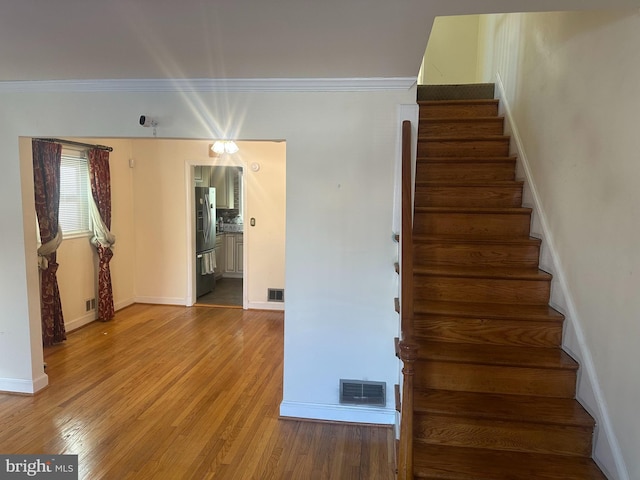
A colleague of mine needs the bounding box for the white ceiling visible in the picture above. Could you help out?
[1,0,637,82]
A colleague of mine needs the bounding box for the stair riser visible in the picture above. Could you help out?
[414,415,593,456]
[415,361,577,397]
[420,103,499,119]
[414,242,540,268]
[418,139,510,158]
[413,212,531,237]
[419,118,505,137]
[417,162,516,182]
[415,184,523,208]
[415,277,551,305]
[413,445,608,480]
[413,317,562,348]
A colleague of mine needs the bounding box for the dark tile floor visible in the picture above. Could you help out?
[196,277,243,307]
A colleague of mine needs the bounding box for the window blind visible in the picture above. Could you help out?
[58,153,91,235]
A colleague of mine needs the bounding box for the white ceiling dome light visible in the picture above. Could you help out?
[211,141,239,155]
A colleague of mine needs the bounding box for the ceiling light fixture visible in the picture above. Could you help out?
[211,140,239,155]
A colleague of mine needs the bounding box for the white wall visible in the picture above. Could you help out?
[479,10,640,479]
[241,141,286,309]
[1,88,409,424]
[130,139,193,305]
[419,15,481,85]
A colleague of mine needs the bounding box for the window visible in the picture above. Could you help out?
[59,150,92,236]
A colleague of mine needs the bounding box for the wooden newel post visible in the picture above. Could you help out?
[398,340,418,480]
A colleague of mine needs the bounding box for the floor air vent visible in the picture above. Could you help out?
[339,379,386,406]
[268,288,284,302]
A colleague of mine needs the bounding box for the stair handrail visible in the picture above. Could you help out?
[398,119,418,480]
[400,119,414,340]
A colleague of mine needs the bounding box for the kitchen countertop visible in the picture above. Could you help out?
[221,223,243,233]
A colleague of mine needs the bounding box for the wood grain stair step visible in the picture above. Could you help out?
[413,267,552,305]
[414,277,550,305]
[414,389,594,428]
[415,181,524,208]
[419,117,505,136]
[419,99,499,119]
[416,206,532,215]
[414,342,578,397]
[418,156,517,164]
[412,301,564,348]
[415,342,578,370]
[414,206,532,238]
[413,300,564,322]
[413,315,562,348]
[413,234,542,245]
[418,136,511,158]
[414,390,594,456]
[414,266,552,281]
[417,157,516,182]
[416,180,523,187]
[413,235,541,268]
[413,444,607,479]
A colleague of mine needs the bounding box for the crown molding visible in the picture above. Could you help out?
[0,77,417,93]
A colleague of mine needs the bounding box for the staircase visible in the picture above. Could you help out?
[397,91,607,479]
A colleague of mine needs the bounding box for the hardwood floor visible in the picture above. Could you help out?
[0,305,395,479]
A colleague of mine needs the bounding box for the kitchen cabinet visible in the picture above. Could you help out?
[222,233,243,277]
[195,165,211,187]
[236,241,243,273]
[214,234,224,279]
[210,167,236,209]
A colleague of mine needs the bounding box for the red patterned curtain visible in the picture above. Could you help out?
[32,140,66,346]
[89,148,115,321]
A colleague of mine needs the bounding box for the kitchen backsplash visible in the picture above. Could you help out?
[217,209,241,223]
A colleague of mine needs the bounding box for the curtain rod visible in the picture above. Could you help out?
[35,138,113,152]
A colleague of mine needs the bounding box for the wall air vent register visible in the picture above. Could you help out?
[339,379,386,406]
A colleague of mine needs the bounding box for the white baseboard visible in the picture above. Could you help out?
[0,372,48,394]
[115,298,136,311]
[221,273,242,279]
[279,401,395,425]
[246,301,284,311]
[65,297,136,332]
[495,73,628,480]
[134,296,187,306]
[65,311,97,332]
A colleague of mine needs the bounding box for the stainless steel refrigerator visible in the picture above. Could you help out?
[195,186,216,297]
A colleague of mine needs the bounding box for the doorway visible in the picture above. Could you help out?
[194,165,244,308]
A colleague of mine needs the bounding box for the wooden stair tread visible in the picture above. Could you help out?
[416,341,578,370]
[421,116,505,123]
[413,234,541,246]
[414,389,594,427]
[413,266,552,280]
[419,135,510,141]
[415,206,532,214]
[419,99,500,107]
[413,300,564,322]
[416,180,524,187]
[418,156,516,163]
[413,444,606,479]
